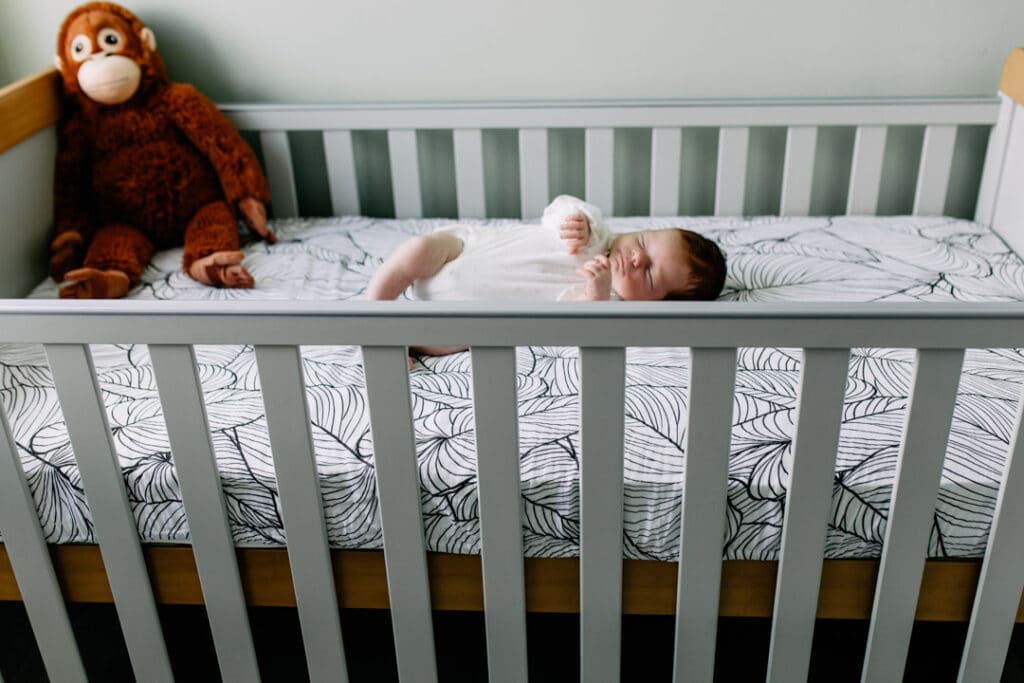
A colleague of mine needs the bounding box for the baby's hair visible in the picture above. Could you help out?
[667,229,727,301]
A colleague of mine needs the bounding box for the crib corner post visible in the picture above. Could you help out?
[978,49,1024,259]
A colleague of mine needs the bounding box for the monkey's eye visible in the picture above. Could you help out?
[70,34,92,62]
[97,28,124,53]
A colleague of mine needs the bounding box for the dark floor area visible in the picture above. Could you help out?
[2,600,1023,681]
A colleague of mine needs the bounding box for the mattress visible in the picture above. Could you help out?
[3,214,1024,560]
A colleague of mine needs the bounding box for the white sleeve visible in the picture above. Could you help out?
[540,194,611,256]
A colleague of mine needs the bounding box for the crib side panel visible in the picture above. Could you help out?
[0,70,61,298]
[988,97,1024,258]
[0,129,55,298]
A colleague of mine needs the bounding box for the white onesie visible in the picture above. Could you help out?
[408,195,613,302]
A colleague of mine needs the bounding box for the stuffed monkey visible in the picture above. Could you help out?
[51,2,274,298]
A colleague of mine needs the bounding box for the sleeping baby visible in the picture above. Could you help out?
[366,195,726,304]
[365,194,726,360]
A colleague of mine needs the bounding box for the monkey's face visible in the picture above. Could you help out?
[57,9,157,106]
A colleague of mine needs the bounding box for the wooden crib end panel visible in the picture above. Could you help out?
[0,69,61,156]
[1001,48,1024,109]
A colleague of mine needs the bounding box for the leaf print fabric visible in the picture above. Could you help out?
[3,215,1024,559]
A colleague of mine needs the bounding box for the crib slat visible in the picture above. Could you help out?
[44,343,174,682]
[470,347,528,683]
[361,346,438,683]
[260,130,299,219]
[913,125,957,216]
[387,129,423,219]
[254,345,349,683]
[673,347,736,683]
[957,381,1024,682]
[519,128,549,219]
[780,126,818,216]
[149,344,261,681]
[579,346,626,683]
[861,348,964,682]
[847,125,888,215]
[323,130,361,216]
[454,128,487,219]
[767,348,851,682]
[0,398,87,682]
[585,127,615,214]
[715,127,749,216]
[650,127,682,216]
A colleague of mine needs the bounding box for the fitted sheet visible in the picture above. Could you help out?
[3,214,1024,559]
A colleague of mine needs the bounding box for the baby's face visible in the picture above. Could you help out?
[607,229,690,301]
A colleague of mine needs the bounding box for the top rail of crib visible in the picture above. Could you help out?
[3,299,1024,348]
[216,97,1001,129]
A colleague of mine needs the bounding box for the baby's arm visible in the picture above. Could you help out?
[541,195,611,256]
[365,231,464,300]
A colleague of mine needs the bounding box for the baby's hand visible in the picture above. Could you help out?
[560,213,591,254]
[577,255,613,300]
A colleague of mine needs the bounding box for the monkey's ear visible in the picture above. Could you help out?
[54,55,64,74]
[139,27,156,51]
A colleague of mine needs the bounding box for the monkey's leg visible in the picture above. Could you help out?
[183,201,255,288]
[59,224,153,299]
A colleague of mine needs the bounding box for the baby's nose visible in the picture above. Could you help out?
[630,249,647,268]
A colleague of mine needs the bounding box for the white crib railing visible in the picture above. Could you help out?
[2,300,1024,682]
[223,98,1000,222]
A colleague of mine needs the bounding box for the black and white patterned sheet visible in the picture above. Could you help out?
[4,215,1024,560]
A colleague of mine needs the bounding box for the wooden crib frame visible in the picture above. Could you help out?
[2,49,1024,682]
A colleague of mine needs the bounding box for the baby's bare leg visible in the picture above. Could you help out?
[410,345,469,356]
[365,232,464,300]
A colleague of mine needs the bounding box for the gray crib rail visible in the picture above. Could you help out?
[2,300,1024,682]
[222,98,999,222]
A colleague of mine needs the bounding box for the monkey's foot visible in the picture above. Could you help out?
[59,268,131,299]
[189,251,255,288]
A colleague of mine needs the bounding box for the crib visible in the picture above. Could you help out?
[2,47,1024,682]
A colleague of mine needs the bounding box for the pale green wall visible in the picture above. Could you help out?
[2,0,1020,100]
[1,0,1020,219]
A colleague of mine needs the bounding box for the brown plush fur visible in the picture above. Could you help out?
[52,2,270,294]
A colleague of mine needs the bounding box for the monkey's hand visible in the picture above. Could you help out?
[49,231,84,282]
[238,198,276,244]
[189,250,255,288]
[59,268,130,299]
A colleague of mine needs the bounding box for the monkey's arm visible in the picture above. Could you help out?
[164,83,271,208]
[51,114,92,280]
